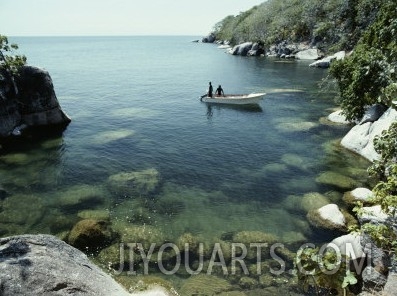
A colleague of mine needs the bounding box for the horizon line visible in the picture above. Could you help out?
[6,33,209,38]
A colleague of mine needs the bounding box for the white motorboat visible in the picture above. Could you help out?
[200,93,265,105]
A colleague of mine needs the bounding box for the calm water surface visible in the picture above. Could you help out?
[1,36,371,294]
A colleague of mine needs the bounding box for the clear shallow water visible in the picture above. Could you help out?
[1,36,371,293]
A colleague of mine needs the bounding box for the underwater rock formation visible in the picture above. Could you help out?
[107,168,160,197]
[68,218,115,252]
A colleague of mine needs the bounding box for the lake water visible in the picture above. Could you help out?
[1,36,371,295]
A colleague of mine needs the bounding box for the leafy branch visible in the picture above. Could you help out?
[0,34,27,76]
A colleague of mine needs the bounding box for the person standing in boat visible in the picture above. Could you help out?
[215,85,224,96]
[208,82,213,98]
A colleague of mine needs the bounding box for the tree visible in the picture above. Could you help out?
[0,34,27,96]
[0,35,27,76]
[329,0,397,121]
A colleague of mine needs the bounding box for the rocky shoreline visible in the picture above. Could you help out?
[320,107,397,294]
[203,35,397,292]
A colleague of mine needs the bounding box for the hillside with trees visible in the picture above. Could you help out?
[213,0,384,54]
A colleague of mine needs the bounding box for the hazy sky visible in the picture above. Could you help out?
[0,0,263,36]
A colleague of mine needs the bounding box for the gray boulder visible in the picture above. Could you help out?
[0,234,171,296]
[343,187,374,207]
[295,48,321,60]
[0,234,130,296]
[330,233,365,261]
[247,42,265,56]
[357,205,389,225]
[230,42,253,56]
[202,34,216,43]
[341,107,397,161]
[309,51,346,68]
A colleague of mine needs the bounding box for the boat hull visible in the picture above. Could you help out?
[201,93,265,105]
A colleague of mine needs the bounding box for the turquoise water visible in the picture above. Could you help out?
[1,36,371,294]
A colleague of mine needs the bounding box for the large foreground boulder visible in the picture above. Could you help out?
[0,234,171,296]
[0,234,130,295]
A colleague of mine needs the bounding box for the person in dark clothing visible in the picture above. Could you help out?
[215,85,224,96]
[208,82,213,98]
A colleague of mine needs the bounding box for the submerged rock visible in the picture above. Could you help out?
[300,192,330,212]
[307,204,347,232]
[68,219,116,252]
[107,168,160,197]
[179,274,232,295]
[53,184,107,212]
[112,223,166,251]
[0,193,44,235]
[315,171,357,190]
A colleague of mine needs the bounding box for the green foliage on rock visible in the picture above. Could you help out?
[0,34,26,76]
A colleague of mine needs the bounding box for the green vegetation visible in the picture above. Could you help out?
[329,1,397,121]
[213,0,383,52]
[0,35,27,76]
[295,246,357,295]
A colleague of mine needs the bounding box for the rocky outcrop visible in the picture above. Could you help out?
[230,42,253,56]
[202,33,216,43]
[0,66,70,141]
[247,42,265,56]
